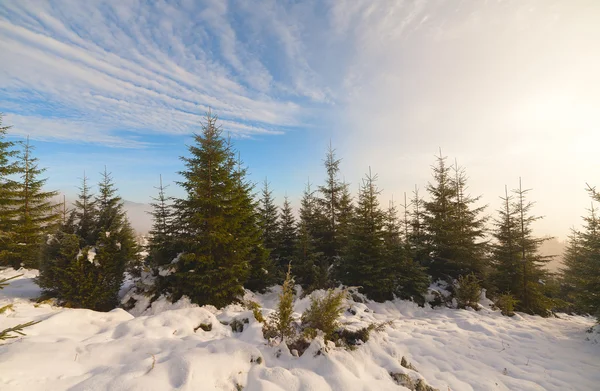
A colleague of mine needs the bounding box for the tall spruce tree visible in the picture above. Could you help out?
[74,172,97,246]
[408,185,428,265]
[384,198,429,302]
[39,169,136,311]
[450,160,488,278]
[234,152,273,293]
[337,181,354,252]
[490,186,520,296]
[258,178,280,272]
[274,196,297,278]
[562,186,600,317]
[9,137,59,269]
[0,114,19,266]
[492,179,552,316]
[317,143,344,259]
[423,152,487,281]
[92,168,138,309]
[341,169,391,301]
[147,175,177,268]
[295,181,328,292]
[167,112,265,307]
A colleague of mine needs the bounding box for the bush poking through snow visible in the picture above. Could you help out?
[230,318,248,333]
[301,288,346,342]
[245,300,265,323]
[333,321,391,349]
[333,326,373,349]
[495,293,519,316]
[390,372,414,389]
[455,274,481,310]
[194,322,212,332]
[401,356,418,371]
[262,263,296,342]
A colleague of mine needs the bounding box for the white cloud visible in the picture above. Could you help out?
[0,0,328,145]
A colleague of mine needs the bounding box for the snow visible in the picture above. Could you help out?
[87,247,97,264]
[1,268,599,391]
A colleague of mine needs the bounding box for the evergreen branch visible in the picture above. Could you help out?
[0,274,23,290]
[0,320,40,340]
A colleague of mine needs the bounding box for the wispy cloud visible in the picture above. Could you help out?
[0,0,332,146]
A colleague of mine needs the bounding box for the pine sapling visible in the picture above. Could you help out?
[263,263,296,342]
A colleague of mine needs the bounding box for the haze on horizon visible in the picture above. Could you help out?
[1,0,599,243]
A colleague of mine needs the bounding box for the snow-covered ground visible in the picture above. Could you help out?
[1,268,599,391]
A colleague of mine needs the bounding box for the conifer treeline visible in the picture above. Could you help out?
[0,112,598,318]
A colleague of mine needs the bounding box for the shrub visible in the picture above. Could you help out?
[245,300,265,323]
[455,273,481,310]
[495,293,518,316]
[300,288,346,342]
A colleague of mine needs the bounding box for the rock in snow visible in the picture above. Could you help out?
[1,268,599,391]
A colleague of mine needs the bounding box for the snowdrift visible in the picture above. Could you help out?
[1,268,599,391]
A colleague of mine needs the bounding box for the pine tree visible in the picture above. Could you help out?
[384,198,429,302]
[91,168,138,310]
[74,172,97,246]
[9,137,59,269]
[336,181,354,253]
[423,152,487,281]
[450,160,488,278]
[317,143,345,259]
[408,185,428,265]
[274,196,297,279]
[295,181,328,292]
[147,175,177,268]
[492,179,552,316]
[0,114,19,265]
[562,185,600,317]
[423,151,455,279]
[341,169,391,301]
[38,229,101,308]
[235,153,273,293]
[490,185,521,296]
[167,112,266,307]
[258,178,280,271]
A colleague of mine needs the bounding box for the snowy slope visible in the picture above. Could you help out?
[1,268,599,391]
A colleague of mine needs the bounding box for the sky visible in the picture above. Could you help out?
[1,0,599,239]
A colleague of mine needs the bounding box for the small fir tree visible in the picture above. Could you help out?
[234,152,274,293]
[492,179,553,316]
[562,185,600,318]
[258,178,280,271]
[384,198,429,302]
[147,175,177,268]
[0,114,19,266]
[74,172,97,246]
[423,152,487,281]
[408,185,428,265]
[317,143,345,259]
[295,181,328,293]
[91,168,138,310]
[274,196,297,279]
[341,169,391,301]
[9,137,59,269]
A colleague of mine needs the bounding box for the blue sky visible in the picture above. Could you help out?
[1,0,600,239]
